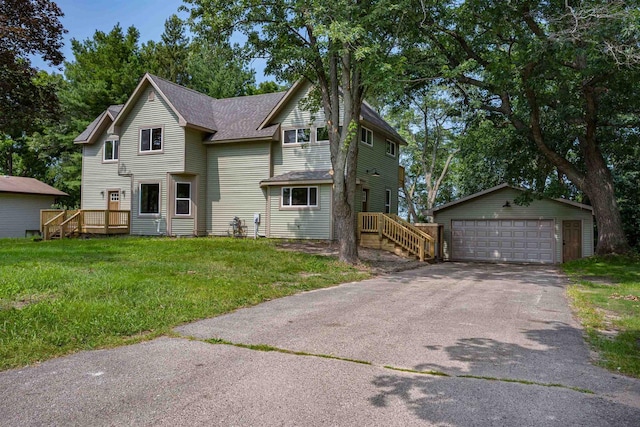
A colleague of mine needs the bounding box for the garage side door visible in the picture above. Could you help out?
[451,219,554,263]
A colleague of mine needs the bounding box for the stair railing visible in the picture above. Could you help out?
[57,210,81,238]
[386,214,436,258]
[42,211,66,240]
[380,214,426,261]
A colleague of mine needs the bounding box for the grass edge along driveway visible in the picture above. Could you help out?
[564,255,640,378]
[0,237,369,371]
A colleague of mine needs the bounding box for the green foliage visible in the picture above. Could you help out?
[0,0,65,140]
[411,0,640,253]
[564,255,640,377]
[0,237,368,370]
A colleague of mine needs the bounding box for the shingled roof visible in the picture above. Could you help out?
[77,74,403,145]
[74,105,123,144]
[147,75,219,132]
[0,176,68,196]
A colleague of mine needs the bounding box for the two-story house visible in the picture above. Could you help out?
[75,73,404,239]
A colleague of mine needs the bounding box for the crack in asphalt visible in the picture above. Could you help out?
[183,335,596,395]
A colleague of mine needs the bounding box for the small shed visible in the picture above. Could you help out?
[0,176,68,238]
[432,184,594,264]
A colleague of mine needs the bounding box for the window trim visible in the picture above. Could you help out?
[386,140,397,158]
[174,182,192,217]
[103,139,119,163]
[280,186,319,209]
[282,127,311,146]
[138,182,161,216]
[360,126,373,147]
[384,189,392,214]
[139,126,164,154]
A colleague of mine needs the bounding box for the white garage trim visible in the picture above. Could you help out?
[451,219,556,264]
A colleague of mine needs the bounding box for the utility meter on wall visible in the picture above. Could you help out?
[254,213,261,224]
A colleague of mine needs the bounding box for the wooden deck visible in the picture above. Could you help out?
[41,210,130,240]
[357,213,436,261]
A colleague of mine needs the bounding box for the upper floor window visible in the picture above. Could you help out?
[316,127,329,143]
[386,140,397,157]
[140,127,163,152]
[283,128,311,145]
[316,126,342,143]
[361,127,373,147]
[282,186,318,208]
[175,182,191,216]
[104,140,119,162]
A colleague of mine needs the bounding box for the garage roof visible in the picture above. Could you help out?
[0,176,68,196]
[432,183,593,213]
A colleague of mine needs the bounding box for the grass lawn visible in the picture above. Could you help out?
[564,255,640,378]
[0,237,368,371]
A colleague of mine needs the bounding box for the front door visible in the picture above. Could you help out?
[108,191,120,226]
[362,189,369,212]
[108,191,120,211]
[563,220,582,262]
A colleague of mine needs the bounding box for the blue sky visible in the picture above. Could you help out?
[33,0,268,81]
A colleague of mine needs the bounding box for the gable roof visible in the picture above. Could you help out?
[258,79,407,145]
[78,74,404,145]
[0,176,68,197]
[432,183,593,213]
[74,104,124,144]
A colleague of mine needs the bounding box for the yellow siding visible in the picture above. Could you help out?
[80,128,131,211]
[433,187,594,263]
[118,85,185,235]
[184,128,207,235]
[268,185,332,239]
[207,142,270,236]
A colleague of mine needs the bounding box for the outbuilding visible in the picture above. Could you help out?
[432,184,594,264]
[0,176,68,238]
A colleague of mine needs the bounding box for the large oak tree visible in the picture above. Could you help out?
[413,0,640,254]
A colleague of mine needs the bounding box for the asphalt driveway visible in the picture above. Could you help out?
[2,263,639,426]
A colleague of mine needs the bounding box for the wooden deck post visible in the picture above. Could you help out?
[104,210,109,234]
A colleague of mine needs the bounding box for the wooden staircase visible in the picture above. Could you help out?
[357,213,436,261]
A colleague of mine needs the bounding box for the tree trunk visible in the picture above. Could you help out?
[583,150,630,254]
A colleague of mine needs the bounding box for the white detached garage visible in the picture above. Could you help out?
[432,184,594,264]
[0,176,68,238]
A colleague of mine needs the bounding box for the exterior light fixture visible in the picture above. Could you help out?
[502,201,511,208]
[366,169,381,177]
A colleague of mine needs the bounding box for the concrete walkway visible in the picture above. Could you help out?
[2,263,639,426]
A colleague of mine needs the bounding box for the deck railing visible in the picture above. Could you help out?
[357,213,435,261]
[41,210,130,240]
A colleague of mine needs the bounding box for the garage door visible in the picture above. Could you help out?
[451,219,555,263]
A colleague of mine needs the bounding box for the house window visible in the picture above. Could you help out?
[361,127,373,146]
[104,140,119,161]
[140,127,163,152]
[175,182,191,216]
[386,140,397,157]
[140,183,160,214]
[316,126,342,143]
[316,127,329,143]
[282,187,318,207]
[385,189,392,214]
[283,128,311,144]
